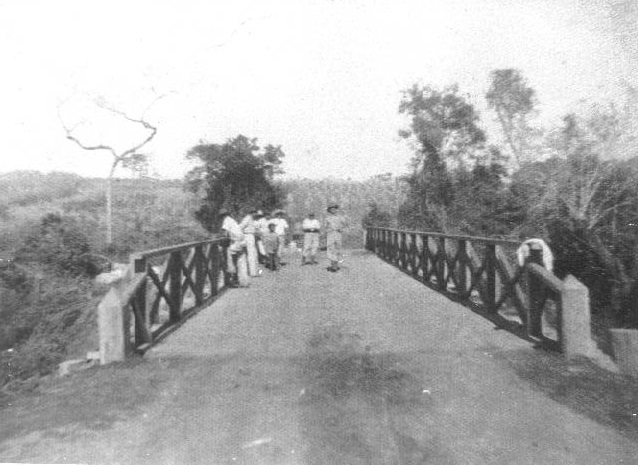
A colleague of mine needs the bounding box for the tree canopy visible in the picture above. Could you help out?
[486,68,537,169]
[185,134,285,231]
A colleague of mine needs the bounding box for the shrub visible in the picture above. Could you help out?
[15,213,98,276]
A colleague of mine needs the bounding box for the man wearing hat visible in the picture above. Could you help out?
[219,209,248,287]
[301,212,321,265]
[325,204,347,272]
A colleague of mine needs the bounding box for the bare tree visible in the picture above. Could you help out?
[59,99,158,247]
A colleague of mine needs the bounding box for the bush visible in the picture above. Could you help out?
[15,213,99,276]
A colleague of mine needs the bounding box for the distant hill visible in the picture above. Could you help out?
[0,171,207,258]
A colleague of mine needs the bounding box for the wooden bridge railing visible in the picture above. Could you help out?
[365,227,592,355]
[97,236,230,363]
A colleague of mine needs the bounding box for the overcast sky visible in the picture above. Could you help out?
[0,0,636,180]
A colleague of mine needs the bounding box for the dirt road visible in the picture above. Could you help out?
[1,250,637,464]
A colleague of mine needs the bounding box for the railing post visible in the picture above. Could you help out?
[400,232,407,270]
[392,231,399,265]
[195,245,206,305]
[133,255,147,273]
[526,246,544,338]
[169,251,182,323]
[485,243,497,312]
[384,230,389,261]
[133,280,149,346]
[457,239,467,295]
[410,233,418,277]
[130,253,150,343]
[421,234,430,283]
[437,237,446,291]
[209,243,220,296]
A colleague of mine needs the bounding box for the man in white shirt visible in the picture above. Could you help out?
[254,210,269,263]
[239,208,261,277]
[219,209,248,287]
[301,212,321,265]
[269,210,289,264]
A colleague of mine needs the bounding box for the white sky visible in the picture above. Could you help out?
[0,0,636,180]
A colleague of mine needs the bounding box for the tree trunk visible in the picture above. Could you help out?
[106,176,113,246]
[106,161,118,247]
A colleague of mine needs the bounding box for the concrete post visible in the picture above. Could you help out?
[561,275,595,358]
[96,265,132,365]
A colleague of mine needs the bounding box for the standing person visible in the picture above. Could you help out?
[219,209,249,287]
[253,210,268,264]
[240,208,261,277]
[301,212,321,265]
[270,210,289,265]
[261,223,280,271]
[325,204,346,272]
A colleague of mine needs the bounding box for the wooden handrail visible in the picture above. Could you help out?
[133,235,227,260]
[369,226,520,246]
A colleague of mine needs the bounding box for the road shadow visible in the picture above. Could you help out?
[298,323,456,465]
[489,347,638,440]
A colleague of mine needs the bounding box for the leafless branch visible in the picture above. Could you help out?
[58,106,118,157]
[62,97,158,161]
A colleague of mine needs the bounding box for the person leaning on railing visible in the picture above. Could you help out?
[516,236,554,272]
[219,209,249,287]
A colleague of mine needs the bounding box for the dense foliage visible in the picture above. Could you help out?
[185,135,286,231]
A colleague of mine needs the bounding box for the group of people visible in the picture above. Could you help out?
[219,204,346,286]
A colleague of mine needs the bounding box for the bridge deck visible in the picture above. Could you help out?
[1,250,637,464]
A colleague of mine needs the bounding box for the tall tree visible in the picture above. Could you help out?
[185,135,285,231]
[486,68,537,170]
[60,99,158,247]
[398,83,486,230]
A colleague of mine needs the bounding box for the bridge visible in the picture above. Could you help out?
[1,228,637,464]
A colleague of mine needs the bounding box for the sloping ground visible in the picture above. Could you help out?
[1,250,637,464]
